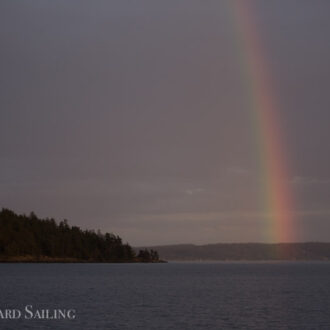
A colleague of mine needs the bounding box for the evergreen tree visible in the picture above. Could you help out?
[0,208,163,263]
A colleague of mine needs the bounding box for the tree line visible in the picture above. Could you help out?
[0,208,161,263]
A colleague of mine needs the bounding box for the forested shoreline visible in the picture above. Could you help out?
[0,208,163,263]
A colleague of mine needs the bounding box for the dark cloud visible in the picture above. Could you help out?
[1,0,329,244]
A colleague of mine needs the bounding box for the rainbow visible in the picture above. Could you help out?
[230,1,295,243]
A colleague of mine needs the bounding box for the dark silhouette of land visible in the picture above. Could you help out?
[137,243,330,261]
[0,208,164,263]
[3,207,329,262]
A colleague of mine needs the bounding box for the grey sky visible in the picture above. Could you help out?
[1,0,330,245]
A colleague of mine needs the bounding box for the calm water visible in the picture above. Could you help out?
[0,262,330,329]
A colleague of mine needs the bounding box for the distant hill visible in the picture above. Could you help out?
[0,208,162,263]
[136,243,330,261]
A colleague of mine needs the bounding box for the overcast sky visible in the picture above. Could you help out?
[1,0,330,245]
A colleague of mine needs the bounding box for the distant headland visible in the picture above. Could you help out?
[137,242,330,261]
[0,208,165,263]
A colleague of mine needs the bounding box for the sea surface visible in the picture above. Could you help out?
[0,262,330,329]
